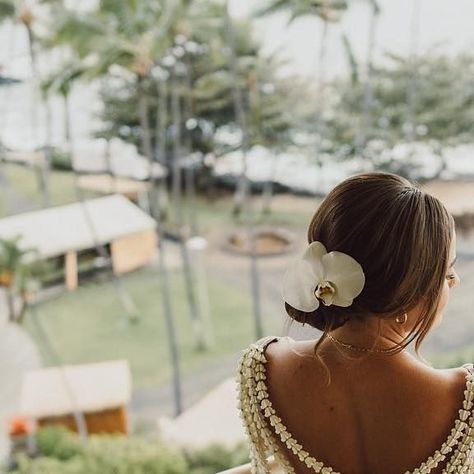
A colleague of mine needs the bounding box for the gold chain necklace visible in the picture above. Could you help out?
[326,332,401,354]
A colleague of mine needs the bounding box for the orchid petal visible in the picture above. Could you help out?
[282,260,320,312]
[302,241,326,281]
[322,251,365,302]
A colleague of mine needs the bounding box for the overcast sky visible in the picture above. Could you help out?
[2,0,474,79]
[2,0,474,147]
[231,0,474,78]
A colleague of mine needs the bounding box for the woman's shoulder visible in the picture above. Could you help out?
[461,361,474,375]
[432,363,474,395]
[246,335,287,351]
[237,336,293,381]
[238,336,474,394]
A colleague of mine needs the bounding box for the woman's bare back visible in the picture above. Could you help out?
[263,336,469,474]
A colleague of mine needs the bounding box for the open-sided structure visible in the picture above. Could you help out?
[19,360,131,435]
[0,195,157,290]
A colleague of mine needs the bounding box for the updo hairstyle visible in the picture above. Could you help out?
[285,172,454,357]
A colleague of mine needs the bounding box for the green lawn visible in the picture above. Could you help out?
[3,165,305,391]
[193,196,311,230]
[5,164,78,204]
[1,163,311,229]
[0,164,99,216]
[23,268,283,389]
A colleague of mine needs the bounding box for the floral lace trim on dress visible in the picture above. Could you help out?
[236,336,474,474]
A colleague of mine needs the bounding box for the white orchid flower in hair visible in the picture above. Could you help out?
[282,241,365,312]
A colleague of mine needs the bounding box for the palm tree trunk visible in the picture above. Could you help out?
[261,152,280,216]
[225,1,264,340]
[171,63,207,351]
[184,165,198,234]
[183,60,199,236]
[64,92,72,152]
[16,296,28,325]
[171,65,184,227]
[24,21,50,208]
[138,83,154,165]
[6,287,16,323]
[354,0,380,155]
[158,222,184,415]
[64,88,140,323]
[225,4,251,218]
[313,18,329,177]
[43,95,53,205]
[137,76,155,213]
[29,304,89,439]
[154,73,183,415]
[405,0,421,145]
[153,73,169,222]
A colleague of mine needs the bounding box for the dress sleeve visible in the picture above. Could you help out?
[237,338,280,474]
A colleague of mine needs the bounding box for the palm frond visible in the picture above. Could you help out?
[341,33,359,84]
[255,0,289,17]
[0,0,15,22]
[368,0,381,15]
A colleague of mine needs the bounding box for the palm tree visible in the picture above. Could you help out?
[223,2,265,339]
[41,1,175,161]
[0,236,41,324]
[41,59,87,159]
[0,0,51,207]
[354,0,381,153]
[149,80,184,412]
[257,0,348,181]
[404,0,421,145]
[40,55,145,324]
[40,0,193,316]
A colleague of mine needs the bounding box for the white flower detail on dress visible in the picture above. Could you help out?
[282,241,365,312]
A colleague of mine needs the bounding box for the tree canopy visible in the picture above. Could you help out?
[322,53,474,176]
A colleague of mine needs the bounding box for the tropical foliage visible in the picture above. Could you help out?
[0,236,43,323]
[322,53,474,176]
[257,0,348,22]
[38,0,300,171]
[8,426,250,474]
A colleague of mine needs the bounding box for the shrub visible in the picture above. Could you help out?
[185,442,250,474]
[36,426,83,461]
[8,427,250,474]
[10,427,187,474]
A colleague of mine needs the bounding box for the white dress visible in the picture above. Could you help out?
[236,336,474,474]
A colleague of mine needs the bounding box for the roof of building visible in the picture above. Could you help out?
[19,360,131,418]
[77,175,151,197]
[2,150,46,166]
[0,194,156,259]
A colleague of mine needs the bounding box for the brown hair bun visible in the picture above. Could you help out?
[285,172,454,355]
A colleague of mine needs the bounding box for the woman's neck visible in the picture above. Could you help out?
[330,316,408,348]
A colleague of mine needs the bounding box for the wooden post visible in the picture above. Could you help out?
[65,251,78,291]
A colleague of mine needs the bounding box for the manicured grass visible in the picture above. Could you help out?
[1,164,99,215]
[2,163,311,229]
[5,164,78,205]
[175,194,313,233]
[3,166,306,390]
[23,268,282,389]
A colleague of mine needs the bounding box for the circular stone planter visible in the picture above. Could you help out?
[224,227,294,257]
